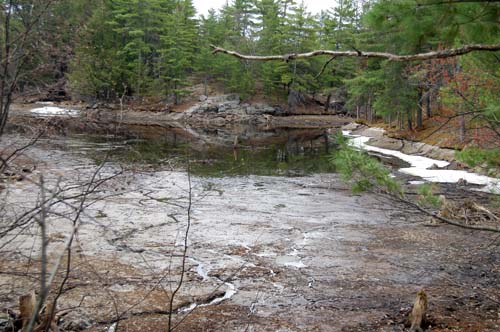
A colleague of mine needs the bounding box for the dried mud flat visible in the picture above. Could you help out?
[1,136,499,332]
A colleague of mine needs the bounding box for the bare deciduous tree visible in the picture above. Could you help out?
[0,0,55,138]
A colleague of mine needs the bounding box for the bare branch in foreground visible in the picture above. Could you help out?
[211,44,500,62]
[167,160,193,332]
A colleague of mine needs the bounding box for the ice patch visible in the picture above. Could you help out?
[343,129,500,193]
[30,106,79,116]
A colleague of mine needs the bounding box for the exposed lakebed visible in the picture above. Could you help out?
[1,119,499,331]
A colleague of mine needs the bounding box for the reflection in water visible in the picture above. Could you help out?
[84,124,339,176]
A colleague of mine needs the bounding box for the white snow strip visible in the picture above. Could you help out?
[207,283,236,305]
[343,131,449,169]
[30,106,79,116]
[343,129,500,194]
[401,167,500,193]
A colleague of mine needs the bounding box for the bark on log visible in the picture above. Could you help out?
[211,44,500,62]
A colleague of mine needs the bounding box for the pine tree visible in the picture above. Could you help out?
[160,0,198,104]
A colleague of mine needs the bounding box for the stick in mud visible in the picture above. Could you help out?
[408,290,428,332]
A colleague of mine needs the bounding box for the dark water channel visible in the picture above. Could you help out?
[76,124,338,176]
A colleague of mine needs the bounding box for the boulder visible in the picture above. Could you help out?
[245,104,283,116]
[368,137,404,150]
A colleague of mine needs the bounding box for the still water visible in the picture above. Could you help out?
[70,124,338,177]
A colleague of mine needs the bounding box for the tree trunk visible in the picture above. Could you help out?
[407,109,413,131]
[460,114,466,142]
[367,95,372,122]
[425,89,431,118]
[325,93,332,113]
[417,88,423,129]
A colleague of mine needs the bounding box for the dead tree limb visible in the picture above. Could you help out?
[211,44,500,62]
[377,188,500,233]
[417,0,500,5]
[314,56,337,79]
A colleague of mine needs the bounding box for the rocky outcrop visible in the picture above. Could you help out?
[185,94,284,117]
[181,94,285,126]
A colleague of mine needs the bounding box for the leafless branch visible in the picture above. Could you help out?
[21,158,116,332]
[0,131,44,172]
[211,44,500,62]
[167,160,193,331]
[314,56,337,79]
[417,0,500,5]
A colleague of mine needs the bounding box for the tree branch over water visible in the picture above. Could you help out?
[211,44,500,62]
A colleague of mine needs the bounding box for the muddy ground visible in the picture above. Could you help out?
[0,132,499,332]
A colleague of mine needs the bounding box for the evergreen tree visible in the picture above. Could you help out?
[160,0,198,103]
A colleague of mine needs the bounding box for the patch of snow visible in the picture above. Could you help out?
[208,282,236,305]
[180,302,197,313]
[109,284,136,292]
[179,282,236,313]
[195,261,209,281]
[401,167,500,193]
[285,260,307,268]
[345,133,449,169]
[107,323,117,332]
[276,255,307,268]
[30,106,79,117]
[343,130,500,193]
[36,101,55,105]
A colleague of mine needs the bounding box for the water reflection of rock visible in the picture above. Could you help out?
[124,123,334,155]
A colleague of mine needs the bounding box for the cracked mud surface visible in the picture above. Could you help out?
[1,135,499,331]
